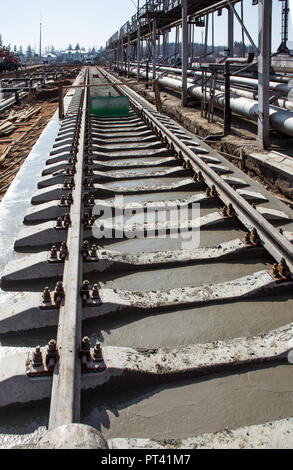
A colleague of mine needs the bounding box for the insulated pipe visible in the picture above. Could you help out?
[132,63,293,96]
[127,67,293,137]
[133,67,293,111]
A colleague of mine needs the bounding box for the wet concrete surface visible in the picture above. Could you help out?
[83,294,293,350]
[81,363,293,440]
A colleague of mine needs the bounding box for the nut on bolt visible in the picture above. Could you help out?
[81,240,90,258]
[81,280,90,306]
[211,185,218,198]
[227,203,235,218]
[90,244,98,257]
[50,245,58,261]
[46,339,59,368]
[93,341,103,362]
[278,258,291,281]
[197,171,204,182]
[33,346,43,368]
[54,281,65,307]
[250,228,260,246]
[42,287,52,304]
[92,283,100,299]
[63,213,71,228]
[81,336,91,360]
[56,217,63,228]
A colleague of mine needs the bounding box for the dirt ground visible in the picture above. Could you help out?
[0,75,77,201]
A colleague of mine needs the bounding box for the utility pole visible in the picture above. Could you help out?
[39,14,42,61]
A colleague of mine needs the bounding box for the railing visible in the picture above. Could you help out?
[107,0,183,46]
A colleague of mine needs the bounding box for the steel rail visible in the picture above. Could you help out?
[48,69,88,430]
[98,67,293,273]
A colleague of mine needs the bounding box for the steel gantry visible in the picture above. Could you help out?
[105,0,291,149]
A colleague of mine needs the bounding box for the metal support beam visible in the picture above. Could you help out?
[127,34,130,77]
[228,6,234,57]
[181,0,188,107]
[137,22,141,81]
[152,18,157,83]
[258,0,272,149]
[204,14,209,59]
[226,0,259,55]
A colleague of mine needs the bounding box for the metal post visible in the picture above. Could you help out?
[181,0,188,106]
[204,14,209,59]
[258,0,272,149]
[58,84,64,120]
[127,34,130,77]
[224,62,231,135]
[228,6,234,57]
[137,22,141,81]
[146,58,149,89]
[163,31,168,61]
[152,17,157,84]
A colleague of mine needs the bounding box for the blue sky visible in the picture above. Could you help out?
[0,0,292,52]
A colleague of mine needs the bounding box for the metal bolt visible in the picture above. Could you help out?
[221,206,228,217]
[60,241,68,261]
[81,336,91,360]
[93,341,103,361]
[206,188,211,198]
[81,336,91,352]
[63,179,69,189]
[227,203,235,217]
[272,263,279,278]
[42,287,52,304]
[67,192,73,204]
[197,171,204,182]
[211,185,218,198]
[63,214,71,228]
[33,346,43,368]
[54,281,65,306]
[59,195,66,206]
[69,177,75,190]
[250,228,260,246]
[83,212,90,227]
[50,245,58,260]
[92,283,100,299]
[46,339,58,367]
[81,280,90,306]
[81,240,90,257]
[244,232,251,245]
[91,244,98,257]
[56,217,63,229]
[278,258,291,280]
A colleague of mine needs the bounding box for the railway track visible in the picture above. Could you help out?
[0,66,293,448]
